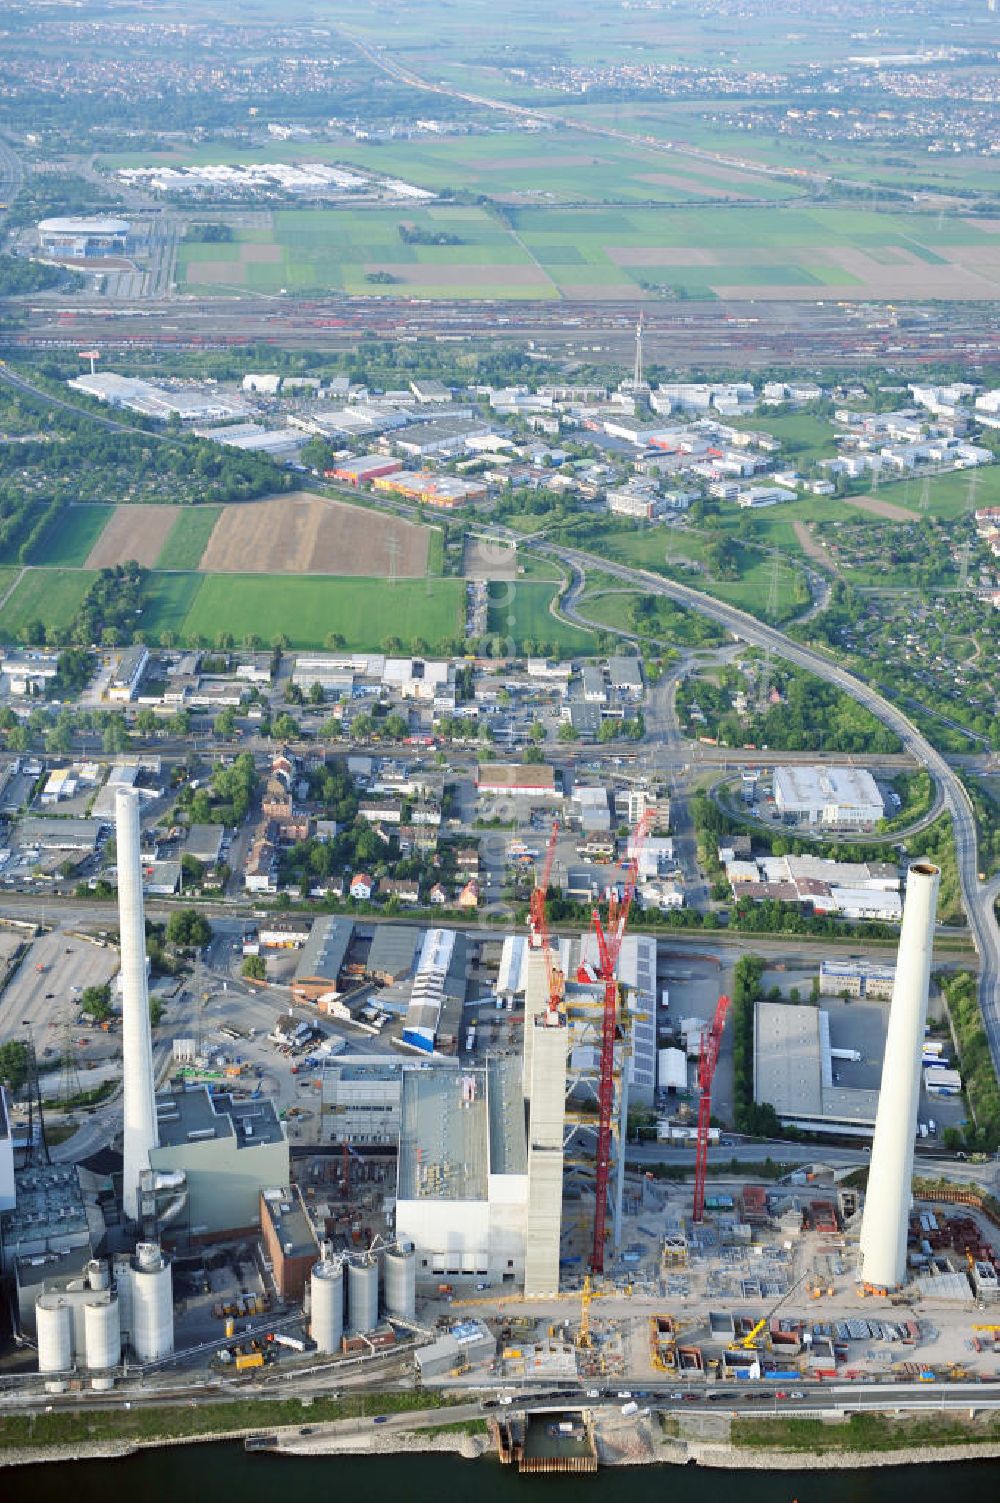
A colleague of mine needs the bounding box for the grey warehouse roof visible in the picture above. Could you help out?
[294,916,354,981]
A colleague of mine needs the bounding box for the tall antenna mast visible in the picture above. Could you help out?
[634,314,644,388]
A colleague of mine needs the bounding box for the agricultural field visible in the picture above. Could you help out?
[177,205,554,300]
[486,581,595,651]
[37,505,113,567]
[155,507,223,570]
[84,505,180,569]
[510,204,1000,301]
[556,100,1000,200]
[0,569,95,639]
[179,575,465,651]
[103,128,801,204]
[175,199,1000,301]
[137,574,204,641]
[197,493,430,577]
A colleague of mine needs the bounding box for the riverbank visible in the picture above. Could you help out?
[6,1413,1000,1473]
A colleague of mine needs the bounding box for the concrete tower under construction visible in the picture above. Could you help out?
[117,787,158,1222]
[858,861,940,1290]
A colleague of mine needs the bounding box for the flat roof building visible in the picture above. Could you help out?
[773,765,884,828]
[108,645,150,702]
[819,959,896,999]
[396,1057,529,1287]
[260,1186,319,1302]
[149,1087,288,1240]
[754,1001,880,1136]
[477,763,560,798]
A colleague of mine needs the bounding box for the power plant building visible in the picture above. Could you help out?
[149,1086,289,1240]
[260,1186,319,1301]
[395,1057,528,1286]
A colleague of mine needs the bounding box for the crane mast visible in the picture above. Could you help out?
[692,992,731,1224]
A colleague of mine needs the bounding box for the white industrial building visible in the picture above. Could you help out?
[394,1057,530,1287]
[67,373,248,424]
[773,765,884,828]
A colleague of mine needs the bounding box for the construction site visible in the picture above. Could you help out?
[5,804,1000,1408]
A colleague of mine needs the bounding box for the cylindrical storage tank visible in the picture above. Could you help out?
[383,1245,416,1321]
[310,1260,343,1355]
[36,1296,73,1374]
[347,1256,379,1335]
[87,1259,110,1292]
[84,1295,121,1372]
[859,862,941,1291]
[131,1244,174,1362]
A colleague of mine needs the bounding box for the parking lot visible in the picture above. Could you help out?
[0,926,119,1050]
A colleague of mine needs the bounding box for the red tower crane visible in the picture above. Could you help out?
[529,821,563,1015]
[692,992,731,1224]
[588,812,651,1274]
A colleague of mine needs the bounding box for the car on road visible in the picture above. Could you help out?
[373,1415,388,1425]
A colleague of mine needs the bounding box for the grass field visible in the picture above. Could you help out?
[487,581,595,651]
[154,507,222,570]
[138,574,204,640]
[0,569,95,638]
[35,506,113,567]
[598,528,810,621]
[179,575,465,650]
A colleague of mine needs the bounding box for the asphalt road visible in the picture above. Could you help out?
[538,538,1000,1074]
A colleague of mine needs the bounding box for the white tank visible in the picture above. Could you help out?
[36,1296,73,1374]
[84,1294,121,1371]
[310,1260,343,1355]
[87,1259,110,1292]
[383,1244,416,1321]
[859,862,941,1291]
[347,1256,379,1335]
[131,1243,174,1361]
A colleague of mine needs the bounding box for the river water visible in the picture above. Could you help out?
[9,1445,1000,1502]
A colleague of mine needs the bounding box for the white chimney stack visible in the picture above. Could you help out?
[117,788,158,1221]
[858,861,940,1291]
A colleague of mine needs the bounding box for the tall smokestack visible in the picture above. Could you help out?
[858,861,940,1290]
[117,788,158,1222]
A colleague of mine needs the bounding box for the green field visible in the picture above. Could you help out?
[597,528,810,621]
[139,573,205,640]
[179,575,466,650]
[487,581,595,651]
[0,568,95,638]
[110,129,801,203]
[173,197,1000,301]
[0,566,466,651]
[177,205,554,300]
[33,505,113,567]
[155,507,222,570]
